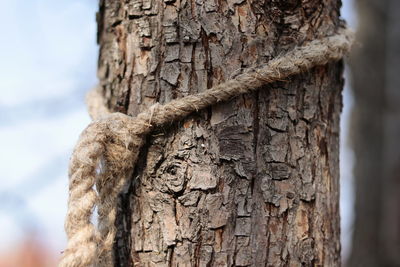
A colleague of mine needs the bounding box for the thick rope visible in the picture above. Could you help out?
[60,26,354,267]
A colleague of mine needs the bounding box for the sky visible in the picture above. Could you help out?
[0,0,98,251]
[0,0,356,259]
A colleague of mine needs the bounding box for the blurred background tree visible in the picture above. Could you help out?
[348,0,400,266]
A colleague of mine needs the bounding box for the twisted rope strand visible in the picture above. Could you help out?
[60,26,354,267]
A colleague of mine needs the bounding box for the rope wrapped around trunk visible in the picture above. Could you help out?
[59,26,354,267]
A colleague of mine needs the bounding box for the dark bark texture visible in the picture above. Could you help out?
[348,0,400,266]
[96,0,344,266]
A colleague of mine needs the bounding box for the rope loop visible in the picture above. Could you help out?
[59,26,354,267]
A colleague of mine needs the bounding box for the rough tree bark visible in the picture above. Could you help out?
[348,0,400,266]
[96,0,344,266]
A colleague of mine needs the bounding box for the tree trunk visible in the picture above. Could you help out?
[96,0,344,266]
[348,0,400,266]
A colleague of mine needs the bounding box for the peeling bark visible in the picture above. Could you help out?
[96,0,344,266]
